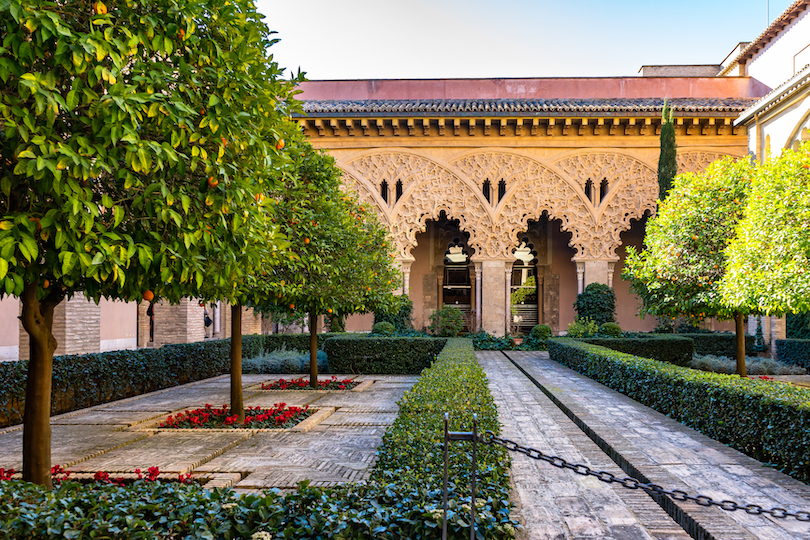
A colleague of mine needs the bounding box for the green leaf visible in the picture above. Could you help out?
[0,258,8,280]
[91,252,104,265]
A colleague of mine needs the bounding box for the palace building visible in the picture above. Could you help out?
[0,0,808,358]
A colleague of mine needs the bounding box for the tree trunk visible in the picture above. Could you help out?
[735,312,747,377]
[309,310,318,389]
[20,282,63,488]
[230,303,244,423]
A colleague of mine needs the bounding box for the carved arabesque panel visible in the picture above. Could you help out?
[346,152,493,258]
[452,153,527,207]
[677,152,736,174]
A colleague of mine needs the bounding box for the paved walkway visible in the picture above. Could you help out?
[479,351,810,540]
[0,374,417,492]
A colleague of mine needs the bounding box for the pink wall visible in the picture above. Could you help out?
[551,221,578,332]
[614,218,656,332]
[298,77,768,101]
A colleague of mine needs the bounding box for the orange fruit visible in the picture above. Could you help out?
[43,279,49,288]
[143,290,155,302]
[289,304,295,310]
[208,177,218,188]
[276,139,285,150]
[304,238,310,244]
[327,308,333,314]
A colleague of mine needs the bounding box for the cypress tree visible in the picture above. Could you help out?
[658,99,677,201]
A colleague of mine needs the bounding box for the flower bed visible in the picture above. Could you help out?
[260,376,357,391]
[158,404,309,429]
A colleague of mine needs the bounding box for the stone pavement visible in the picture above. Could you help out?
[478,351,810,540]
[0,373,417,492]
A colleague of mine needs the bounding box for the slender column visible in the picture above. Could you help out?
[536,274,544,325]
[505,267,512,335]
[607,262,616,288]
[576,262,585,294]
[212,301,221,338]
[437,274,444,307]
[397,258,414,296]
[474,262,483,332]
[480,260,509,336]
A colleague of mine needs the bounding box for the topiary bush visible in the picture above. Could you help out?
[573,283,616,325]
[567,317,599,338]
[530,324,552,341]
[548,338,810,483]
[323,336,446,374]
[775,339,810,370]
[428,306,464,337]
[371,321,395,335]
[599,322,622,338]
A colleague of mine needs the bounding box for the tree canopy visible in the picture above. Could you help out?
[721,143,810,314]
[0,0,299,485]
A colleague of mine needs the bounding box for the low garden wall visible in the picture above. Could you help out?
[548,338,810,483]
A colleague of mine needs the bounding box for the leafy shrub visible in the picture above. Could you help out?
[530,324,552,341]
[0,335,266,428]
[689,354,806,375]
[470,331,513,350]
[242,346,329,374]
[374,294,414,332]
[324,337,446,374]
[599,322,622,337]
[787,312,810,340]
[775,339,810,370]
[573,283,615,325]
[567,317,599,338]
[428,306,464,337]
[548,339,810,483]
[371,321,395,335]
[583,335,694,366]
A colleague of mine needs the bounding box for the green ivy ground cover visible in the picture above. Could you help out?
[0,338,517,539]
[548,338,810,483]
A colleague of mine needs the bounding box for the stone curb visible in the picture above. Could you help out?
[351,380,374,392]
[292,407,336,433]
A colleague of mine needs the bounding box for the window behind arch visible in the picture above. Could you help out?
[498,179,506,202]
[482,179,491,203]
[395,180,403,202]
[380,180,389,203]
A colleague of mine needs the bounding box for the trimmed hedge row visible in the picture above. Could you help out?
[263,332,344,352]
[548,338,810,483]
[324,336,446,374]
[653,332,756,356]
[0,338,517,539]
[775,339,810,369]
[583,336,693,366]
[0,336,266,428]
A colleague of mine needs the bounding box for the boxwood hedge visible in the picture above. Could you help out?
[324,336,446,374]
[775,339,810,370]
[0,335,267,428]
[548,338,810,483]
[583,336,693,366]
[654,332,756,356]
[0,338,518,539]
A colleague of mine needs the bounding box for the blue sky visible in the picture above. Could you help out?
[254,0,795,79]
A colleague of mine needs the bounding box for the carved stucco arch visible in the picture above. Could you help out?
[341,150,495,259]
[676,150,743,174]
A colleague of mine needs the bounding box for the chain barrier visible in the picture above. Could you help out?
[480,430,810,523]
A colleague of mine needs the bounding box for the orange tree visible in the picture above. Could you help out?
[623,158,754,375]
[722,143,810,316]
[260,139,401,387]
[0,0,299,486]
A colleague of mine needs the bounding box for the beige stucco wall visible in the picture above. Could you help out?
[99,298,137,352]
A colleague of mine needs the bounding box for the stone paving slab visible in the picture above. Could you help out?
[318,411,398,426]
[69,431,253,474]
[503,351,810,540]
[479,351,690,540]
[100,390,261,412]
[0,425,150,470]
[50,411,167,426]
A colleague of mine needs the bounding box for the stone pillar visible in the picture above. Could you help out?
[20,295,101,360]
[151,298,205,347]
[437,274,444,307]
[242,306,262,335]
[607,262,616,288]
[770,316,786,359]
[536,274,545,325]
[481,260,509,336]
[505,266,513,335]
[576,262,585,294]
[474,261,483,332]
[398,259,414,296]
[212,301,222,338]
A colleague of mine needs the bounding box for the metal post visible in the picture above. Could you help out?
[470,413,478,540]
[442,412,449,540]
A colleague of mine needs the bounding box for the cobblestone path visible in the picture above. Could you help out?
[479,351,810,540]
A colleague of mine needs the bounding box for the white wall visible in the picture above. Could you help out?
[747,10,810,87]
[0,296,19,361]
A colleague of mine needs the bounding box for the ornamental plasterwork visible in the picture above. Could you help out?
[340,150,663,261]
[345,152,492,259]
[676,151,737,174]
